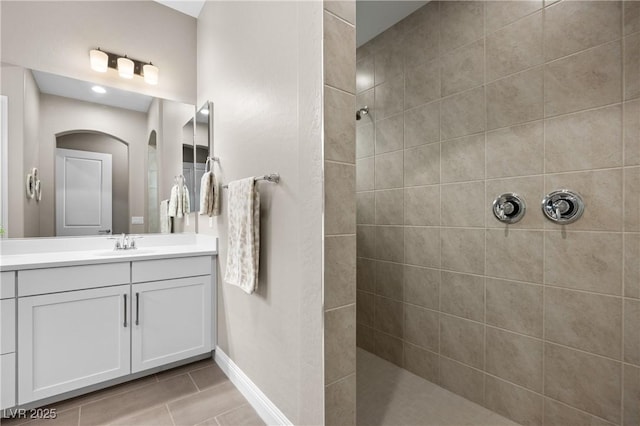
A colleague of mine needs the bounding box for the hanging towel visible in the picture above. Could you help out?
[160,199,171,233]
[199,172,221,217]
[168,185,179,217]
[168,184,190,218]
[224,177,260,294]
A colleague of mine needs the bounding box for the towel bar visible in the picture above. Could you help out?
[222,173,280,189]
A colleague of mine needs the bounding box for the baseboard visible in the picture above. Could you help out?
[214,347,292,426]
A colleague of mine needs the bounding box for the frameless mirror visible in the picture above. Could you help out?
[0,66,196,238]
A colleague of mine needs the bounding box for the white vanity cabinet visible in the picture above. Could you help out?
[0,271,16,410]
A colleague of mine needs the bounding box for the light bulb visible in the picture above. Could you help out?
[143,63,159,85]
[89,49,108,73]
[117,57,134,79]
[91,86,106,94]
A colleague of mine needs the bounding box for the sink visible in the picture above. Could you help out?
[94,249,156,256]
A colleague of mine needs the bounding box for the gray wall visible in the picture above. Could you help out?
[355,1,640,425]
[57,132,129,235]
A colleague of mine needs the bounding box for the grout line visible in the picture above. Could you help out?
[165,404,176,426]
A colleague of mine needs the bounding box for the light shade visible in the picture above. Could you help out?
[117,57,134,79]
[143,63,159,85]
[89,49,108,73]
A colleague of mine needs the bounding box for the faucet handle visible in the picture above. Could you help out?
[128,235,142,249]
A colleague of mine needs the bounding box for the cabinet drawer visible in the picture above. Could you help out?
[0,299,15,354]
[1,272,15,299]
[1,353,15,410]
[132,256,211,283]
[18,263,130,296]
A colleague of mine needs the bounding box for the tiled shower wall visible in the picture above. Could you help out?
[355,1,640,425]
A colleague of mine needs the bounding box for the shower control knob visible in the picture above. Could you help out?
[542,190,585,224]
[492,193,526,224]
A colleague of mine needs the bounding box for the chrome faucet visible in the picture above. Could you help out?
[109,233,141,250]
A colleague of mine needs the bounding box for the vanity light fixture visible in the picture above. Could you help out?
[89,48,159,85]
[91,85,107,94]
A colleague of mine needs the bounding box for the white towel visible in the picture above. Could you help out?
[224,177,260,294]
[199,172,220,217]
[160,199,171,233]
[168,184,190,218]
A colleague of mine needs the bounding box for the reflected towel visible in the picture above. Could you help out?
[168,184,190,218]
[224,177,260,294]
[199,172,220,217]
[160,199,171,233]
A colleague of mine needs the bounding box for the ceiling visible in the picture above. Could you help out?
[356,0,429,46]
[154,0,205,18]
[32,71,154,113]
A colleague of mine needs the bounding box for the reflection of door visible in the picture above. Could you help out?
[56,148,112,236]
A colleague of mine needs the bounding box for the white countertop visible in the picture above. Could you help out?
[0,234,217,271]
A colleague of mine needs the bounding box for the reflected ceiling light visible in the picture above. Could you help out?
[91,85,107,94]
[200,109,209,115]
[89,48,159,85]
[89,49,108,73]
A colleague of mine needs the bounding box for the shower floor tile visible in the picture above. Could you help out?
[357,349,520,426]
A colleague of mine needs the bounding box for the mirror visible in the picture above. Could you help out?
[0,66,196,238]
[182,102,212,217]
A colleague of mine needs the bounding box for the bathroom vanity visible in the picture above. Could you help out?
[0,234,217,412]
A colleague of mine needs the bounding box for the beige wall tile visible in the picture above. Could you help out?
[624,364,640,426]
[485,1,542,34]
[486,229,544,283]
[325,375,356,426]
[375,260,403,300]
[356,123,374,159]
[441,133,485,183]
[324,11,355,93]
[404,144,440,186]
[375,189,404,225]
[374,225,404,263]
[374,296,404,338]
[373,330,404,366]
[625,233,640,298]
[357,291,374,326]
[486,11,543,82]
[375,113,404,155]
[404,303,439,351]
[485,175,545,229]
[624,99,640,166]
[545,343,621,424]
[625,167,640,231]
[356,324,375,352]
[404,101,440,148]
[375,46,404,87]
[544,1,621,61]
[545,287,622,359]
[545,41,622,117]
[324,0,355,25]
[440,1,484,52]
[375,75,404,120]
[325,236,356,309]
[370,20,405,53]
[487,67,543,130]
[441,86,486,139]
[405,226,441,268]
[545,169,623,232]
[405,59,441,110]
[325,305,356,384]
[403,2,440,69]
[440,314,484,368]
[486,121,544,178]
[440,271,484,321]
[357,258,375,292]
[625,0,640,35]
[544,398,615,426]
[404,266,440,310]
[375,150,404,189]
[356,157,374,191]
[325,162,356,235]
[441,228,485,274]
[404,342,439,383]
[356,55,374,95]
[404,185,440,226]
[484,375,543,426]
[441,182,485,227]
[356,191,374,225]
[545,231,623,295]
[439,356,485,405]
[357,42,373,61]
[486,278,542,337]
[624,33,640,100]
[356,225,375,258]
[625,298,640,365]
[545,105,622,173]
[325,86,356,163]
[485,327,543,391]
[441,39,484,97]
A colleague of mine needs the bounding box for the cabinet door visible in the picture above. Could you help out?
[132,276,211,373]
[18,285,130,404]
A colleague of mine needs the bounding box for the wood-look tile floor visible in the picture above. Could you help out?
[1,358,265,426]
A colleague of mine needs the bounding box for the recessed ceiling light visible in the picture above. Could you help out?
[92,85,107,94]
[200,109,209,115]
